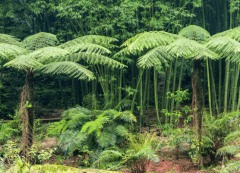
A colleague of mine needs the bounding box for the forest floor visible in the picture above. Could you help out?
[33,108,214,173]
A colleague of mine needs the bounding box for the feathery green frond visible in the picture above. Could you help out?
[113,47,138,57]
[27,47,70,64]
[4,55,42,71]
[137,46,173,68]
[22,32,58,51]
[61,105,92,118]
[63,52,127,69]
[221,162,240,173]
[121,31,179,52]
[81,116,111,135]
[205,37,240,62]
[224,131,240,144]
[64,43,111,55]
[59,35,118,49]
[0,43,27,60]
[39,61,95,80]
[178,25,210,43]
[166,38,218,59]
[114,125,128,137]
[114,110,137,123]
[97,131,117,148]
[0,34,22,46]
[217,145,240,155]
[212,26,240,42]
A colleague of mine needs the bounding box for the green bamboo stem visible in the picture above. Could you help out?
[131,69,144,112]
[139,69,143,132]
[206,59,212,116]
[209,60,219,116]
[147,69,151,131]
[170,58,178,113]
[154,65,161,126]
[176,58,185,109]
[219,59,222,112]
[224,60,230,113]
[232,63,239,112]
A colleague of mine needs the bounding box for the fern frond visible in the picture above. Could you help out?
[224,131,240,144]
[22,32,58,51]
[121,31,179,52]
[39,61,95,80]
[59,35,118,49]
[212,26,240,42]
[114,125,128,137]
[222,161,240,173]
[0,34,22,46]
[0,43,27,60]
[81,116,111,135]
[26,47,70,64]
[63,43,111,55]
[114,110,137,123]
[205,37,240,62]
[97,131,117,148]
[137,46,173,68]
[166,38,218,60]
[4,55,42,71]
[63,52,127,69]
[217,145,240,155]
[114,47,138,57]
[61,105,92,117]
[178,25,210,43]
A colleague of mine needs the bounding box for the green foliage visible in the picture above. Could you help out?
[47,106,136,159]
[92,132,160,172]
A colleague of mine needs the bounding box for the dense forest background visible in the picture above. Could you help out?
[0,0,239,119]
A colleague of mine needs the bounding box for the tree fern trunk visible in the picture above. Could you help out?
[176,58,184,109]
[26,71,34,148]
[206,59,212,116]
[192,60,204,170]
[224,60,230,113]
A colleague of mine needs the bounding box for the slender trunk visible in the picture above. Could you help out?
[26,71,34,148]
[224,60,230,113]
[192,60,204,170]
[206,59,212,116]
[176,58,184,109]
[170,58,178,113]
[232,63,239,112]
[154,66,161,126]
[219,59,222,112]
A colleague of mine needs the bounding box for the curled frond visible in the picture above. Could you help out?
[137,46,173,68]
[0,43,27,60]
[205,37,240,62]
[63,52,127,69]
[39,61,95,80]
[22,32,58,51]
[64,43,111,55]
[27,47,71,64]
[178,25,210,43]
[0,34,22,46]
[4,55,42,71]
[166,38,218,60]
[59,35,118,49]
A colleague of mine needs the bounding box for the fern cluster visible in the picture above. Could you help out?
[47,106,136,160]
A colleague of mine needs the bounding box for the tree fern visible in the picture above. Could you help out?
[63,52,126,69]
[178,25,210,43]
[166,38,218,60]
[0,43,27,60]
[39,61,95,80]
[22,32,58,51]
[59,35,118,49]
[4,55,42,71]
[205,37,240,62]
[63,43,112,55]
[137,46,173,68]
[121,31,179,52]
[0,34,22,46]
[212,26,240,42]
